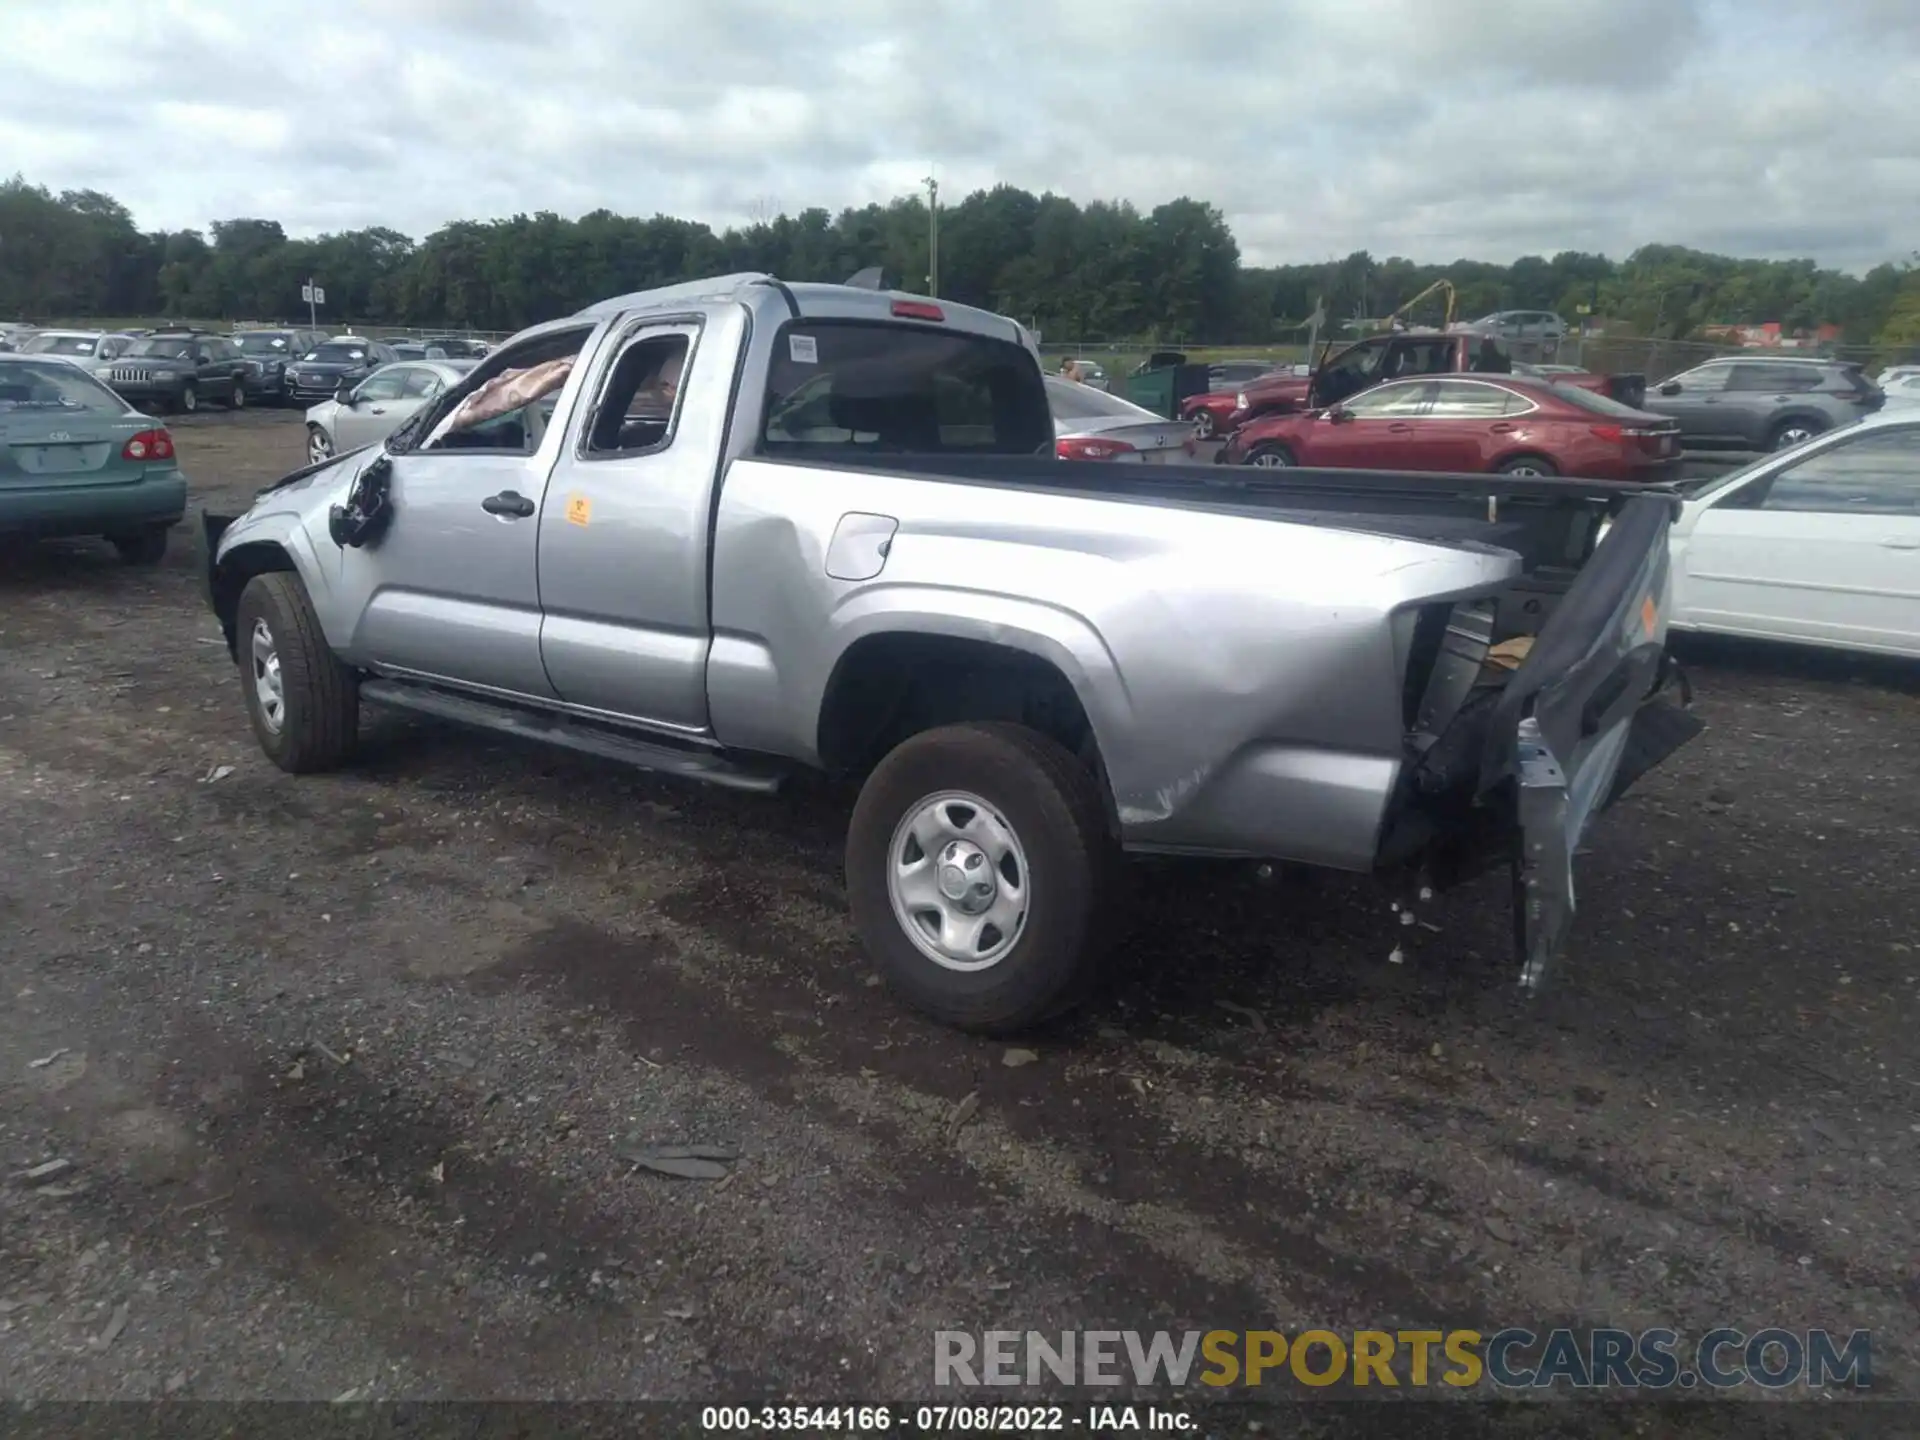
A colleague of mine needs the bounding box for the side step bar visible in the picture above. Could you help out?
[359,679,786,794]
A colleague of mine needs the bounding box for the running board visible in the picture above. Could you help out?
[358,679,785,794]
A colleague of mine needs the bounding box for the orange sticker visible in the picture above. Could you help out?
[565,495,591,527]
[1640,595,1658,638]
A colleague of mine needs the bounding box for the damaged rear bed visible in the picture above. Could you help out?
[852,457,1703,992]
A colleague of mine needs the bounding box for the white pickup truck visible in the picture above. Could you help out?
[205,272,1700,1032]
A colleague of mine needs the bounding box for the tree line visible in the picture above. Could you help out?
[2,174,1915,351]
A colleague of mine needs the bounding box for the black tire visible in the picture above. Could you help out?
[846,722,1121,1034]
[1498,454,1558,477]
[110,525,170,565]
[176,382,198,415]
[1245,442,1295,468]
[233,571,359,773]
[1768,416,1825,451]
[228,379,247,410]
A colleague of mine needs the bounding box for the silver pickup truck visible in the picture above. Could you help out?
[204,272,1700,1032]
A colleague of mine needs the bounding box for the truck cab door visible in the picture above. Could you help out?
[336,322,601,699]
[536,314,735,735]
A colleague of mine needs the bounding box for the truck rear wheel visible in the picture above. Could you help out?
[234,572,359,773]
[846,722,1120,1033]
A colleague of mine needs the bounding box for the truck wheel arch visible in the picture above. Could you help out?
[815,631,1119,834]
[211,541,299,659]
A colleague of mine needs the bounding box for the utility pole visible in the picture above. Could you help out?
[923,171,939,297]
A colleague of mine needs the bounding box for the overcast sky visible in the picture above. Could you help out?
[4,0,1917,271]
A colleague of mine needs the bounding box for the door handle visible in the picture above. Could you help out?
[1882,538,1920,550]
[1387,422,1413,432]
[481,491,536,518]
[1489,422,1516,433]
[370,406,386,415]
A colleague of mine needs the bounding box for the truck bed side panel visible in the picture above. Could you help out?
[707,457,1525,870]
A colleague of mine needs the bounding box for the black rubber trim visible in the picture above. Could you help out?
[1476,491,1675,793]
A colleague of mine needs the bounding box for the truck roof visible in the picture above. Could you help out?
[575,273,1033,353]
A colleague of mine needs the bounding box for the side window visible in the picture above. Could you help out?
[356,368,409,403]
[1726,364,1816,393]
[400,368,442,400]
[414,326,593,455]
[1672,365,1730,393]
[583,331,692,457]
[1749,429,1920,516]
[1344,381,1435,418]
[1429,380,1521,419]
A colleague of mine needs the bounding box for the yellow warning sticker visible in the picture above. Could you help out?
[566,495,591,527]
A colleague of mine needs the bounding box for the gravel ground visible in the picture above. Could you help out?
[1,409,1915,1431]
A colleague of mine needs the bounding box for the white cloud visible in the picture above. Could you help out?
[1,0,1915,270]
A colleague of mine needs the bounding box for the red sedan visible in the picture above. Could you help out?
[1218,375,1682,481]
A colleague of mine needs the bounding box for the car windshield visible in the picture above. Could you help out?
[0,359,126,413]
[236,334,293,354]
[1547,384,1664,419]
[760,323,1053,455]
[125,337,196,359]
[21,334,98,356]
[304,344,369,363]
[1045,376,1154,422]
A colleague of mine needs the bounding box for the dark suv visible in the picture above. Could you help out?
[419,336,490,360]
[106,331,252,413]
[284,336,398,404]
[232,328,324,405]
[1642,357,1884,451]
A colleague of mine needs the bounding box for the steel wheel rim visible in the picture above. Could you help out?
[1776,426,1813,449]
[309,429,332,463]
[250,618,285,734]
[1195,413,1214,438]
[1252,450,1290,467]
[887,790,1030,972]
[1506,462,1544,476]
[232,383,246,408]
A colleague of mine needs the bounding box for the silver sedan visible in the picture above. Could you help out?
[304,358,476,464]
[1046,375,1194,462]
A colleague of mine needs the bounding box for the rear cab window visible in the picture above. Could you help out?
[759,322,1052,456]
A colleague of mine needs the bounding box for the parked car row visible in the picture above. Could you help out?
[1033,354,1919,662]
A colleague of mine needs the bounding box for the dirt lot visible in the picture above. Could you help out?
[2,409,1916,1429]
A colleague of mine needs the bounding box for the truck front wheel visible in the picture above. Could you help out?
[846,722,1120,1033]
[233,571,359,773]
